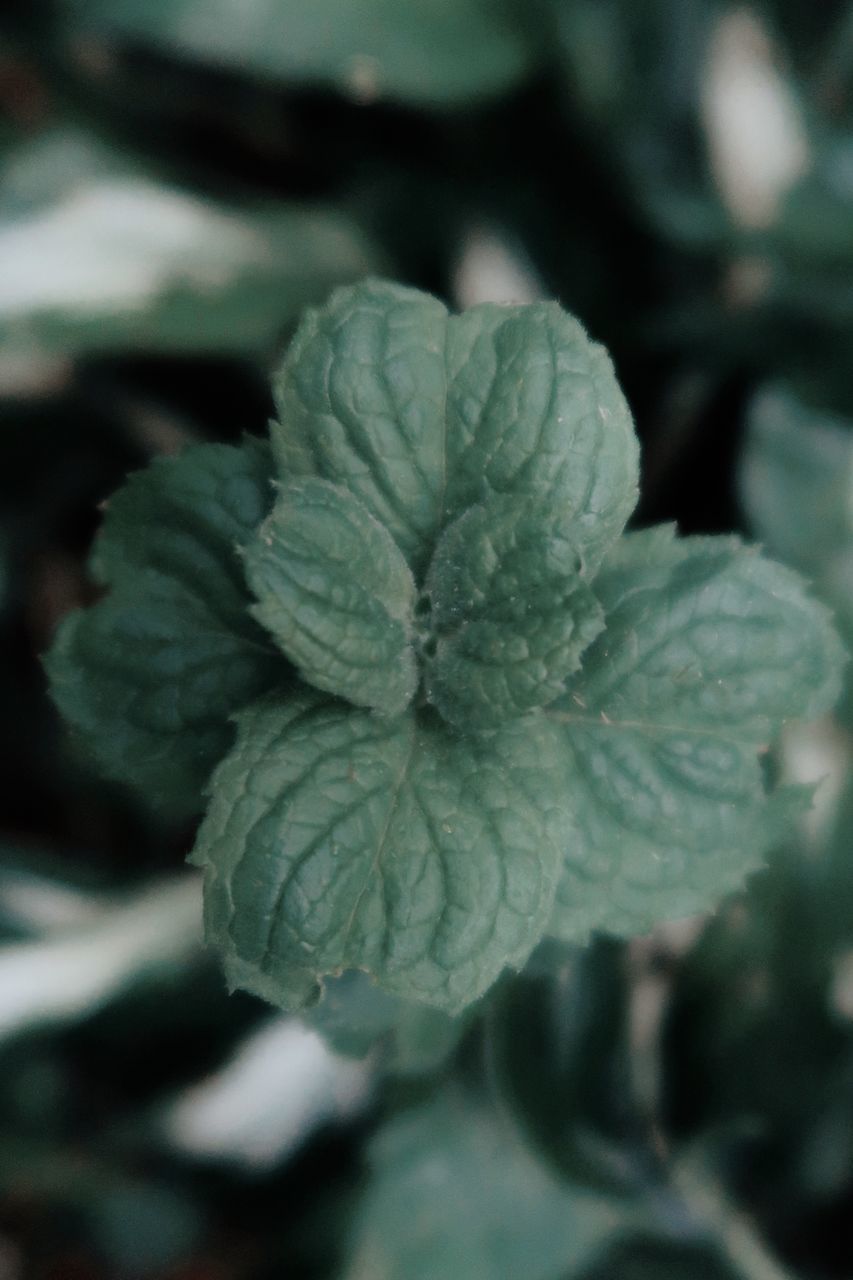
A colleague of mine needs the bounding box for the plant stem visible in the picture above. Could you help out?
[671,1153,801,1280]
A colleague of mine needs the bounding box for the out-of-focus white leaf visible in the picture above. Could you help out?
[0,875,201,1040]
[0,868,107,934]
[165,1016,374,1168]
[701,8,809,229]
[453,223,544,308]
[0,128,377,357]
[0,181,273,315]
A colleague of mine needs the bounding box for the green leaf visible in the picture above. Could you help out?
[58,0,535,107]
[304,970,464,1074]
[271,280,639,576]
[546,528,845,940]
[741,385,853,579]
[0,127,376,358]
[45,441,285,812]
[46,580,280,814]
[343,1091,622,1280]
[423,496,604,728]
[244,478,417,716]
[442,299,639,574]
[191,693,570,1014]
[271,281,448,574]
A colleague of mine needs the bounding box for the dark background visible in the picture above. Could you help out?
[1,2,853,1277]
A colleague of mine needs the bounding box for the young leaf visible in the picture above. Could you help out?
[271,279,638,576]
[423,496,604,728]
[45,440,285,811]
[244,478,417,716]
[546,529,845,939]
[442,300,638,575]
[191,693,571,1014]
[271,280,449,574]
[342,1091,623,1280]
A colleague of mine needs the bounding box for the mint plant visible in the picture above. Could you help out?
[46,279,844,1019]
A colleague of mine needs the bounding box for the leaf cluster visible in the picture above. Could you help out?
[46,278,843,1021]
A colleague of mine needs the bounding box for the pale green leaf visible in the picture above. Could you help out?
[45,440,285,812]
[304,969,464,1074]
[741,384,853,722]
[191,693,570,1014]
[58,0,535,107]
[423,496,604,727]
[547,529,845,939]
[245,479,417,716]
[343,1091,623,1280]
[271,279,639,576]
[741,385,853,578]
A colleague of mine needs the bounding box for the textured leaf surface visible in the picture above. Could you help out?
[271,279,639,575]
[59,0,534,106]
[423,496,604,727]
[245,479,416,715]
[547,528,845,939]
[93,438,272,632]
[46,575,281,812]
[441,300,638,574]
[45,441,284,811]
[342,1091,621,1280]
[191,693,570,1013]
[0,129,375,357]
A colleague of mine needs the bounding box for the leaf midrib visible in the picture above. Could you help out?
[340,718,418,962]
[546,708,766,746]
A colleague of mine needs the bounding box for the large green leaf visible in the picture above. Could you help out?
[245,478,417,716]
[58,0,535,106]
[0,127,376,358]
[45,441,285,812]
[191,693,571,1013]
[342,1092,622,1280]
[546,527,844,939]
[271,279,639,576]
[423,495,604,728]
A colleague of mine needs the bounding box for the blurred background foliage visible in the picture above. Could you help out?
[1,1,853,1276]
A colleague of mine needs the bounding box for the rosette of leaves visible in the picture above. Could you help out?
[46,280,844,1017]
